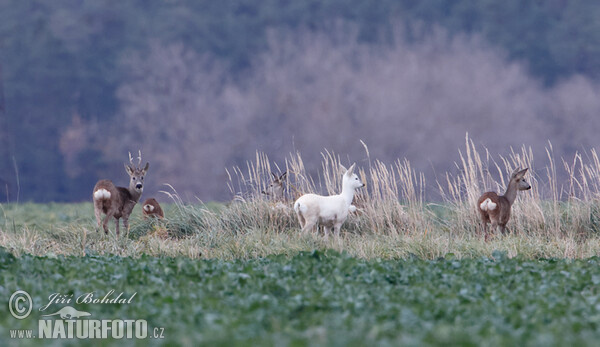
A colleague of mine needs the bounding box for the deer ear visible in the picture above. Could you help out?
[271,172,278,180]
[280,172,287,181]
[142,162,149,174]
[339,164,347,173]
[346,163,356,176]
[510,167,521,178]
[124,163,134,175]
[515,168,528,179]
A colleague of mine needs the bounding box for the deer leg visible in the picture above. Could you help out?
[123,218,130,233]
[296,212,306,229]
[322,226,330,240]
[333,224,341,238]
[102,214,111,235]
[94,208,102,233]
[478,212,488,238]
[490,221,498,237]
[327,226,335,239]
[115,218,120,236]
[499,224,508,235]
[301,217,317,234]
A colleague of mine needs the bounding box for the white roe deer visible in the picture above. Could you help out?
[93,152,149,235]
[477,168,531,240]
[293,163,364,237]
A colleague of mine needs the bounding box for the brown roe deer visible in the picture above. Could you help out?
[93,152,149,235]
[477,168,531,240]
[142,198,164,219]
[261,172,287,201]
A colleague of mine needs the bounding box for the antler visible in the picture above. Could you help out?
[128,151,143,168]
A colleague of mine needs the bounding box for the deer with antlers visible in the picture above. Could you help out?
[93,151,149,235]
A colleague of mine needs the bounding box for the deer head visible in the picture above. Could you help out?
[262,171,287,200]
[341,163,365,190]
[124,151,149,194]
[510,168,531,191]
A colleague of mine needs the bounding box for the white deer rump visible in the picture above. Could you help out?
[479,198,497,211]
[93,189,111,200]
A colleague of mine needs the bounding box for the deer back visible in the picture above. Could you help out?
[478,191,511,223]
[142,198,164,218]
[93,179,122,214]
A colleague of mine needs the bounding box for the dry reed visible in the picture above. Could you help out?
[3,134,600,259]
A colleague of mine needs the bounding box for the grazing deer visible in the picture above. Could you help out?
[293,163,365,238]
[262,172,287,201]
[142,198,164,219]
[93,152,149,236]
[477,168,531,239]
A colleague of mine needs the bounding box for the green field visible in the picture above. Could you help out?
[2,200,600,345]
[2,249,600,346]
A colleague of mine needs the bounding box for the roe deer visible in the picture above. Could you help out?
[477,168,531,240]
[93,152,149,235]
[261,172,287,201]
[142,198,164,219]
[293,163,365,238]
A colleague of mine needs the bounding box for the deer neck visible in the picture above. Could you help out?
[502,181,518,205]
[340,183,355,206]
[128,187,142,203]
[275,188,284,201]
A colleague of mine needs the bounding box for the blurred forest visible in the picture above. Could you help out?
[1,0,600,202]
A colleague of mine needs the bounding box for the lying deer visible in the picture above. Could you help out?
[477,168,531,239]
[142,198,164,219]
[93,152,149,235]
[293,163,364,237]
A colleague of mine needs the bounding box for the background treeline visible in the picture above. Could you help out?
[1,0,600,202]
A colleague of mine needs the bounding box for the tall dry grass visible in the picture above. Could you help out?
[3,134,600,259]
[146,133,600,259]
[222,134,600,248]
[224,134,600,237]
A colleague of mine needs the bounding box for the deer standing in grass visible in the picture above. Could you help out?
[294,163,364,238]
[477,168,531,240]
[93,152,149,235]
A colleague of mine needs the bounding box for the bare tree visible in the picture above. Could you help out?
[107,43,251,199]
[88,23,600,201]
